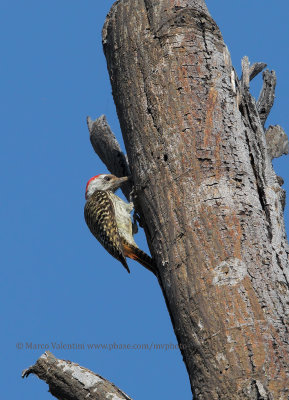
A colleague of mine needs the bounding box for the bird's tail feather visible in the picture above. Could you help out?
[123,242,155,274]
[121,258,130,273]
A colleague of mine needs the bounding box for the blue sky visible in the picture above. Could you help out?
[1,1,288,399]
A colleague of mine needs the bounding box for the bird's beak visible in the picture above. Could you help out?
[111,176,129,191]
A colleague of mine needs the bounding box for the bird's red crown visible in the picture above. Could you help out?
[85,175,101,198]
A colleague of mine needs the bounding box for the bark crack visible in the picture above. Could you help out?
[243,126,273,242]
[199,16,212,80]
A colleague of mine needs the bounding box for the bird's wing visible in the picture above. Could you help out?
[84,190,130,272]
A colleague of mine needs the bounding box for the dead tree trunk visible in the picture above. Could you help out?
[100,0,289,399]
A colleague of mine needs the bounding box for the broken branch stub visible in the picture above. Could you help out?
[257,69,277,127]
[249,62,267,81]
[22,351,132,400]
[265,124,289,160]
[87,115,132,200]
[241,56,250,92]
[239,54,288,171]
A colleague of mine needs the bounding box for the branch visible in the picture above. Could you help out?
[239,58,266,109]
[240,57,264,133]
[249,62,267,81]
[241,58,267,87]
[22,351,132,400]
[87,115,132,200]
[241,56,250,91]
[257,69,277,127]
[240,58,278,133]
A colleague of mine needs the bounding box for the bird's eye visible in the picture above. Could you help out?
[104,176,111,181]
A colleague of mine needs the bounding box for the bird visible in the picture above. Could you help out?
[84,174,154,273]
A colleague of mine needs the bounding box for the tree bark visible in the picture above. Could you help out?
[99,0,289,399]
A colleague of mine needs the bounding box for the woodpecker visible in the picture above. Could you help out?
[84,174,154,273]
